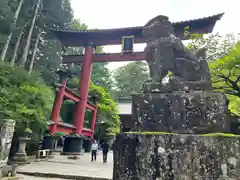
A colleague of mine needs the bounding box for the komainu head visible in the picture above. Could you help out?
[143,15,174,40]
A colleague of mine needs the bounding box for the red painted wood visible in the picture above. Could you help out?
[56,126,74,134]
[64,89,96,110]
[90,107,98,138]
[49,78,67,134]
[73,46,94,134]
[49,124,93,137]
[82,128,93,137]
[48,124,74,134]
[63,90,80,102]
[62,52,145,64]
[86,103,94,111]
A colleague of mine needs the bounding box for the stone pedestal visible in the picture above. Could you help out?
[42,135,59,158]
[113,90,233,180]
[113,134,240,180]
[0,119,15,177]
[132,91,229,133]
[61,135,83,155]
[12,137,31,165]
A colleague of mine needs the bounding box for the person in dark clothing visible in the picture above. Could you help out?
[102,141,109,163]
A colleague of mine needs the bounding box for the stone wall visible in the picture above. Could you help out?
[113,134,240,180]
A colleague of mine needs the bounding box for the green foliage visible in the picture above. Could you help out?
[91,62,114,91]
[0,0,74,68]
[0,0,17,34]
[71,19,87,30]
[41,0,73,29]
[24,127,33,136]
[89,82,120,125]
[209,43,240,115]
[186,32,235,61]
[89,81,120,136]
[113,61,149,99]
[33,0,74,80]
[0,63,54,136]
[186,32,240,115]
[34,40,62,85]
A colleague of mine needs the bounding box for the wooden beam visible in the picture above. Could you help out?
[86,104,95,111]
[49,123,93,137]
[64,90,80,102]
[64,87,96,108]
[62,52,145,64]
[82,128,93,137]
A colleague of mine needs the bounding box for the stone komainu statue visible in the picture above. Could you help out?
[143,15,212,90]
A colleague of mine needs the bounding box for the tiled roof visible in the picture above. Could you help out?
[172,13,224,25]
[50,13,224,33]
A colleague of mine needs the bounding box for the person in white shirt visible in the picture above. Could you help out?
[90,140,98,161]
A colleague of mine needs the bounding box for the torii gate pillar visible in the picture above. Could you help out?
[49,70,68,134]
[74,44,95,134]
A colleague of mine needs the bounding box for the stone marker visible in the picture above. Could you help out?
[0,119,16,177]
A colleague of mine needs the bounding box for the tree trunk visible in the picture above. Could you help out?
[28,31,41,75]
[19,0,41,66]
[0,0,24,62]
[10,32,23,66]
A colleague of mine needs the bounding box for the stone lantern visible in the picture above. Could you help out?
[12,128,32,165]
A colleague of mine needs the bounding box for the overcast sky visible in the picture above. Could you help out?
[71,0,240,70]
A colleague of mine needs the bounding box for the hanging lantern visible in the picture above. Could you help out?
[121,35,134,55]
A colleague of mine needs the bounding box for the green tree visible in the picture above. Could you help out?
[209,43,240,115]
[187,33,240,115]
[32,0,74,83]
[91,62,114,91]
[187,33,236,61]
[19,0,41,66]
[0,0,17,35]
[0,0,24,62]
[0,0,74,70]
[113,61,149,99]
[72,19,87,30]
[0,63,54,136]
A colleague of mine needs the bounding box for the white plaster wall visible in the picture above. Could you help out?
[117,103,132,115]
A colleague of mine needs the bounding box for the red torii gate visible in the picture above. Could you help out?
[49,13,223,138]
[48,69,98,138]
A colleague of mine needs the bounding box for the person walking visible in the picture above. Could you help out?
[90,140,98,161]
[102,140,109,163]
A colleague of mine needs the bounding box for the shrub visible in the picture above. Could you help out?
[0,63,54,137]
